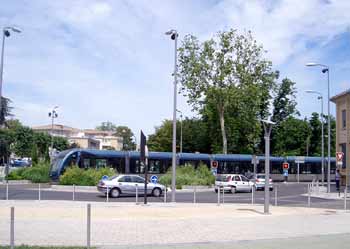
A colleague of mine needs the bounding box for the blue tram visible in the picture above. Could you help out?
[49,148,336,181]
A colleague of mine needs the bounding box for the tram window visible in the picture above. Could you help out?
[148,160,161,174]
[83,159,90,169]
[96,159,107,169]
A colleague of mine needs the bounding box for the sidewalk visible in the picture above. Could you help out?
[1,200,350,247]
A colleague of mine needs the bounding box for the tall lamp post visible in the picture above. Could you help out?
[165,29,179,202]
[261,119,275,214]
[306,63,331,193]
[305,90,324,186]
[176,109,183,154]
[1,26,21,182]
[48,106,58,157]
[0,26,21,120]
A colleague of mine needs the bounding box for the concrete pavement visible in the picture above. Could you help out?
[1,200,350,247]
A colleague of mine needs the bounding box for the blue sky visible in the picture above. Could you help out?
[0,0,349,136]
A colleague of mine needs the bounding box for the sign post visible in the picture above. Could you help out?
[251,155,259,179]
[295,157,305,183]
[211,160,218,176]
[336,152,345,190]
[140,131,148,205]
[282,162,289,182]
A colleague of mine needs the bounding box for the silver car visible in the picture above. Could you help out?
[97,174,165,198]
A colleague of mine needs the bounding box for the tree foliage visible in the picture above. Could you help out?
[178,29,277,153]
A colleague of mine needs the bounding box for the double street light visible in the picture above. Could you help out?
[165,29,179,203]
[306,63,331,193]
[0,26,21,120]
[261,119,275,215]
[305,90,324,186]
[48,106,59,155]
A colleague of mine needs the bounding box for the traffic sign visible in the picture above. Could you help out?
[283,171,288,177]
[295,156,305,164]
[336,152,344,162]
[251,155,259,165]
[211,168,217,176]
[211,160,218,169]
[282,162,289,170]
[101,175,109,180]
[150,175,158,184]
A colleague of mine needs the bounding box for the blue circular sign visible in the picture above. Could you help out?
[102,175,109,180]
[150,175,158,184]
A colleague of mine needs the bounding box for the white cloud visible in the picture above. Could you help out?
[0,0,349,135]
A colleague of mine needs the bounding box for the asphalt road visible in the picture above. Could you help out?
[0,183,347,209]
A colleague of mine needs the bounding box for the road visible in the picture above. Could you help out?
[0,183,347,209]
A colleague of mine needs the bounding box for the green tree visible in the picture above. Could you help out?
[96,121,117,131]
[114,126,135,151]
[308,112,322,156]
[0,97,13,126]
[12,126,35,157]
[274,117,311,156]
[52,136,69,151]
[178,29,277,154]
[148,118,211,153]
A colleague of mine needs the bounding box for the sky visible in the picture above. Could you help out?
[0,0,349,136]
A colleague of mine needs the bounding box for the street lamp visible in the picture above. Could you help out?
[0,26,21,122]
[48,106,58,154]
[261,119,275,214]
[165,29,179,203]
[306,62,331,193]
[305,90,324,186]
[176,109,183,154]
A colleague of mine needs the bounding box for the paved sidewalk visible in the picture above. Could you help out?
[1,200,350,247]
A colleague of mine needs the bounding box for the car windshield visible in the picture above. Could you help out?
[216,175,229,182]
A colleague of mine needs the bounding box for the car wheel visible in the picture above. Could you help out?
[231,186,236,194]
[152,188,162,197]
[110,188,120,198]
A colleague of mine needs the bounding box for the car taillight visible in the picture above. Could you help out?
[269,179,272,182]
[256,179,259,183]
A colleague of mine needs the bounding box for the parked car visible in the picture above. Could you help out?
[215,174,254,193]
[97,174,165,198]
[250,174,274,191]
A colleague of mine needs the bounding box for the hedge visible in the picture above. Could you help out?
[6,162,50,183]
[59,166,116,186]
[159,164,215,189]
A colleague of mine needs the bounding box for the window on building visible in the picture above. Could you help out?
[341,143,347,169]
[342,109,346,129]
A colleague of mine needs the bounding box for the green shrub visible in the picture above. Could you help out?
[6,162,50,183]
[21,162,50,183]
[159,163,215,188]
[59,166,116,186]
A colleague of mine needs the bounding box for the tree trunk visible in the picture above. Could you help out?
[218,107,227,154]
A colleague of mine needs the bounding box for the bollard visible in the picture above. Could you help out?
[6,182,9,200]
[222,186,225,204]
[72,184,75,201]
[217,186,220,206]
[274,185,278,206]
[87,204,91,249]
[344,188,347,211]
[10,207,14,249]
[193,186,196,204]
[135,184,138,204]
[106,186,109,203]
[251,186,255,205]
[164,185,167,203]
[316,180,319,194]
[308,184,311,207]
[38,183,41,201]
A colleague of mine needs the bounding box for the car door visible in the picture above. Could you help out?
[232,175,243,191]
[118,176,134,194]
[132,176,145,194]
[240,175,251,191]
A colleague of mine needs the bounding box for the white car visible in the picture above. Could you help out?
[215,174,254,193]
[250,174,274,191]
[97,174,165,198]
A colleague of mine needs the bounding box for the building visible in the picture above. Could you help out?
[330,89,350,185]
[32,124,123,150]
